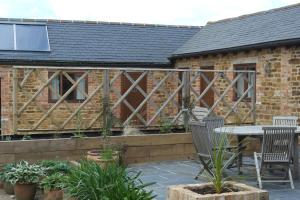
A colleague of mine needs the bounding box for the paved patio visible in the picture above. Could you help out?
[129,158,300,200]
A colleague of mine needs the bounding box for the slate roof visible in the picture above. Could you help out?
[172,3,300,58]
[0,19,200,66]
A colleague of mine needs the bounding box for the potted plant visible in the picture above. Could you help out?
[2,163,15,195]
[168,135,269,200]
[41,172,65,200]
[7,161,45,200]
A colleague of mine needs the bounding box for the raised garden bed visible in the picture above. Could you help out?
[168,181,268,200]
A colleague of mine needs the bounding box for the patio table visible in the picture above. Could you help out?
[214,125,300,179]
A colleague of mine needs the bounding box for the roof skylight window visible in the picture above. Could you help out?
[0,23,50,51]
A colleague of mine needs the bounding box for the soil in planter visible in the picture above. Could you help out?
[188,185,242,195]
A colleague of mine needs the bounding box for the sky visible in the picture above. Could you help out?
[0,0,299,26]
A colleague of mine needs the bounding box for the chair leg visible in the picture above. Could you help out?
[288,167,295,189]
[254,152,262,189]
[195,167,204,180]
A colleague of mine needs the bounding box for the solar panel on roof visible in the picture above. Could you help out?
[0,24,14,50]
[16,25,50,51]
[0,23,50,51]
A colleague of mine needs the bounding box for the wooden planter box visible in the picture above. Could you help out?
[0,133,196,166]
[167,181,269,200]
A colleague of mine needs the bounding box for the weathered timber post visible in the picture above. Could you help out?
[102,69,111,137]
[12,68,18,135]
[182,70,190,132]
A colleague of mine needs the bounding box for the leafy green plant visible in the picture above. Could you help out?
[202,134,237,194]
[64,160,156,200]
[39,160,71,175]
[40,172,66,191]
[0,163,16,183]
[160,118,172,133]
[6,161,45,184]
[101,148,113,160]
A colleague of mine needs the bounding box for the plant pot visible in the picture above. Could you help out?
[3,181,14,195]
[44,189,64,200]
[14,183,36,200]
[87,149,119,169]
[0,180,4,189]
[167,181,269,200]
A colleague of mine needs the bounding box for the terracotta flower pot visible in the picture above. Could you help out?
[43,189,64,200]
[14,183,36,200]
[3,181,14,195]
[87,149,119,169]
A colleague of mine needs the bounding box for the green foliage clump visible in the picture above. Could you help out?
[101,148,113,160]
[64,160,156,200]
[39,160,71,175]
[6,161,45,184]
[0,163,16,182]
[40,172,66,191]
[160,118,172,133]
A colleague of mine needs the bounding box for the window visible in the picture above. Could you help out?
[0,23,50,51]
[234,64,256,101]
[49,72,87,102]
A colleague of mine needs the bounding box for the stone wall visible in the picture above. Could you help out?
[174,46,300,124]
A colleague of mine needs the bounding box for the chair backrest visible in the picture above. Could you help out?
[261,126,296,163]
[190,122,213,158]
[191,106,209,122]
[273,116,298,127]
[203,116,226,146]
[178,106,209,123]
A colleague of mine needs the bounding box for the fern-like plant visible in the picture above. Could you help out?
[64,160,156,200]
[202,134,236,193]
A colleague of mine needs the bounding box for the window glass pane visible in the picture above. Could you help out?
[51,76,60,100]
[62,73,75,100]
[75,76,86,100]
[15,25,49,51]
[247,72,254,98]
[236,73,244,98]
[0,24,14,50]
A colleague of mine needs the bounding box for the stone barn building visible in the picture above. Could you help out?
[0,3,299,135]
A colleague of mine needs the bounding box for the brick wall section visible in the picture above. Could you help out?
[174,46,300,124]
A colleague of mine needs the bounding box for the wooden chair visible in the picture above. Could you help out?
[203,116,243,165]
[190,121,236,179]
[190,121,213,179]
[254,126,296,189]
[203,116,226,147]
[178,106,209,124]
[273,116,298,126]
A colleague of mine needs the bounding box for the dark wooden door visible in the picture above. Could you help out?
[200,66,214,107]
[121,72,147,125]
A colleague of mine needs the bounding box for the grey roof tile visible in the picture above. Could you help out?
[173,3,300,57]
[0,20,200,66]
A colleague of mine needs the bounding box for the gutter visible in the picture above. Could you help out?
[169,38,300,60]
[0,59,172,68]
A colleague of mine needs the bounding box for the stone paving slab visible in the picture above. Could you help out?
[129,159,300,200]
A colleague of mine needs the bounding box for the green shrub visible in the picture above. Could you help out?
[64,160,156,200]
[39,160,71,175]
[40,172,66,191]
[160,118,172,133]
[6,161,45,184]
[101,148,113,160]
[0,163,16,182]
